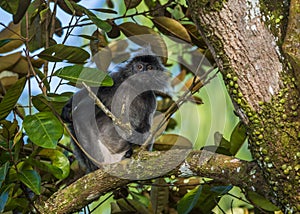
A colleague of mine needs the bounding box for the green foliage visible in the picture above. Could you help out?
[28,149,70,179]
[0,77,26,120]
[71,3,112,32]
[54,65,113,86]
[31,93,73,114]
[229,121,247,155]
[203,121,247,156]
[0,39,11,47]
[38,44,90,63]
[17,169,41,195]
[177,185,233,214]
[177,185,203,214]
[23,112,64,149]
[0,0,19,14]
[247,191,280,212]
[0,184,11,212]
[0,162,9,187]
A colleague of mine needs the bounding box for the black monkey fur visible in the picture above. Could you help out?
[61,50,170,172]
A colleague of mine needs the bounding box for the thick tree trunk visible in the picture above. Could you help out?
[187,0,300,212]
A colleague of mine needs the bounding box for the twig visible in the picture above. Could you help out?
[0,22,25,41]
[82,82,132,135]
[51,16,81,86]
[141,67,219,150]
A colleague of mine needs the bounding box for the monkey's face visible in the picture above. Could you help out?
[128,55,165,74]
[133,62,154,72]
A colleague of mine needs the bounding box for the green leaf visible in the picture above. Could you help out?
[86,12,112,32]
[202,145,232,156]
[210,185,233,194]
[26,158,63,180]
[0,191,9,212]
[32,93,73,114]
[247,191,280,211]
[214,131,231,150]
[0,120,18,140]
[202,132,232,155]
[75,34,98,40]
[115,198,149,213]
[119,22,157,37]
[0,184,13,212]
[71,3,112,32]
[0,77,26,120]
[154,134,193,151]
[38,44,90,63]
[124,0,142,9]
[54,65,113,87]
[167,4,185,20]
[23,112,63,149]
[17,170,41,195]
[0,162,10,187]
[177,186,202,214]
[3,198,29,212]
[0,161,9,187]
[193,185,232,213]
[20,0,48,51]
[151,178,169,214]
[0,0,19,14]
[118,22,168,61]
[229,121,247,155]
[152,16,191,43]
[39,149,70,179]
[13,0,31,24]
[0,39,12,47]
[183,24,206,48]
[41,93,72,102]
[0,52,21,72]
[0,22,23,53]
[63,0,75,13]
[39,7,50,23]
[34,68,50,91]
[91,8,118,14]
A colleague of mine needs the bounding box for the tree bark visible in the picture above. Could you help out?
[36,150,266,213]
[187,0,300,212]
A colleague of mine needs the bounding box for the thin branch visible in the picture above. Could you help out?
[25,12,32,115]
[23,48,46,95]
[82,82,132,135]
[141,67,218,149]
[54,22,93,32]
[0,22,25,41]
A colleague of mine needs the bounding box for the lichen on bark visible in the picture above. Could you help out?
[188,0,300,211]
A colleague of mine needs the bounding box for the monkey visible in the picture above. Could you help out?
[61,48,170,172]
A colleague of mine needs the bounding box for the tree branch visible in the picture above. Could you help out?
[82,82,132,135]
[36,150,266,214]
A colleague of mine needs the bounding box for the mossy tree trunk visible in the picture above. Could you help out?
[187,0,300,211]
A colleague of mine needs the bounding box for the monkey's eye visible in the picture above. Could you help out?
[136,64,144,71]
[146,65,153,70]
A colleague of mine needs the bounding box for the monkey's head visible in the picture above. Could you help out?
[122,51,170,94]
[126,55,165,75]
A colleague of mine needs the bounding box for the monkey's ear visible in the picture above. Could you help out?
[61,99,73,123]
